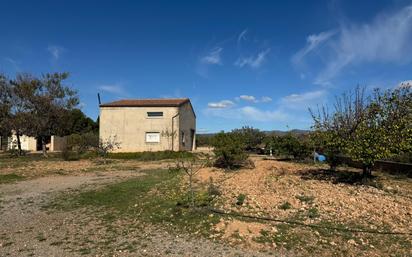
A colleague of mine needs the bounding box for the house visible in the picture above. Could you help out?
[0,134,66,152]
[99,98,196,152]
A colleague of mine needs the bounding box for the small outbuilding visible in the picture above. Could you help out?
[99,98,196,152]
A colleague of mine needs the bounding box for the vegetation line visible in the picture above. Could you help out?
[208,208,412,236]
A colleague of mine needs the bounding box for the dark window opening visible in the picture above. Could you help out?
[147,112,163,117]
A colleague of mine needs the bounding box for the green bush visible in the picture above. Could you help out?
[62,132,99,160]
[236,193,246,206]
[265,133,311,160]
[212,132,248,169]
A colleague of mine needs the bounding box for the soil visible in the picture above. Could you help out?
[0,160,276,257]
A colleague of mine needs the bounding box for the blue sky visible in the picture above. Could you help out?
[1,0,412,133]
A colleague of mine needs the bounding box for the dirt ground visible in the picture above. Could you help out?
[0,159,273,257]
[196,157,412,255]
[1,156,411,256]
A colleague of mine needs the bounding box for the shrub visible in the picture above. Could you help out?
[62,132,99,161]
[279,201,292,210]
[236,193,246,206]
[212,132,248,169]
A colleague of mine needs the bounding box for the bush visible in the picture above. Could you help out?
[212,132,249,169]
[236,193,246,205]
[62,132,99,161]
[265,133,311,160]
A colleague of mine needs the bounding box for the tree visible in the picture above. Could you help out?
[96,135,121,164]
[174,156,210,207]
[0,74,12,144]
[64,109,98,134]
[25,72,79,156]
[346,87,412,175]
[211,131,248,169]
[310,86,412,176]
[11,74,42,155]
[231,126,266,151]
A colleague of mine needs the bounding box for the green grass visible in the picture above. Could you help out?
[46,169,219,235]
[296,194,315,204]
[0,174,24,184]
[79,151,195,161]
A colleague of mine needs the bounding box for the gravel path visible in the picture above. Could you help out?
[0,171,280,257]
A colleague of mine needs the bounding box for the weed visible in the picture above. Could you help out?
[236,194,246,206]
[278,201,292,210]
[296,194,315,204]
[307,207,320,218]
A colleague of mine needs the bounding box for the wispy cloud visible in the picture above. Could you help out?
[237,29,248,44]
[3,57,20,71]
[47,45,65,60]
[205,105,288,122]
[207,100,235,109]
[235,95,272,103]
[98,84,126,96]
[293,4,412,86]
[200,47,223,65]
[234,48,270,69]
[291,30,336,66]
[280,90,327,110]
[261,96,272,103]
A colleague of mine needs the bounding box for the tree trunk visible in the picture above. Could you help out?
[362,165,372,177]
[189,175,195,208]
[41,136,48,157]
[16,132,22,156]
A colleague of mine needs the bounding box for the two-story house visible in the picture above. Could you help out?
[99,98,196,152]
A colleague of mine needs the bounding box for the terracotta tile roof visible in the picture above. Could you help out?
[99,98,190,107]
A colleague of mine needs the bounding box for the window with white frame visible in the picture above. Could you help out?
[146,132,160,143]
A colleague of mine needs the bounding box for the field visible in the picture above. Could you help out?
[0,153,411,256]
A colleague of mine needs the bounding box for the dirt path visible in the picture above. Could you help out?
[0,170,277,257]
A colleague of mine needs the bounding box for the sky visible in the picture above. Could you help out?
[1,0,412,133]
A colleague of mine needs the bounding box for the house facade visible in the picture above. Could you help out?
[0,135,66,152]
[99,98,196,152]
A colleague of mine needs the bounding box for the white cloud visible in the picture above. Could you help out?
[47,45,65,60]
[207,100,234,109]
[293,5,412,86]
[235,48,270,69]
[98,84,126,95]
[280,90,327,110]
[239,95,257,102]
[201,47,223,65]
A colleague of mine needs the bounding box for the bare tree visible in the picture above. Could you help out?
[174,155,211,207]
[161,129,177,151]
[96,135,121,164]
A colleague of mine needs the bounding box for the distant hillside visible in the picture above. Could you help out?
[197,129,310,136]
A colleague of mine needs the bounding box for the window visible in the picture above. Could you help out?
[146,132,160,143]
[181,131,185,146]
[147,112,163,118]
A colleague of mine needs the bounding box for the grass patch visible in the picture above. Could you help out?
[236,194,246,206]
[46,169,219,235]
[296,194,315,204]
[0,173,24,184]
[80,151,195,161]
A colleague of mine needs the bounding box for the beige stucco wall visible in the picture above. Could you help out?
[100,106,184,152]
[9,134,37,151]
[50,136,67,151]
[178,102,196,151]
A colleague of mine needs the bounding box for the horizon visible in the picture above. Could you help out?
[1,0,412,133]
